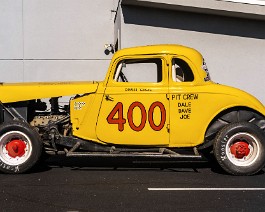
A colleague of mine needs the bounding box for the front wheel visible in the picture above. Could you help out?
[213,122,265,176]
[0,121,42,174]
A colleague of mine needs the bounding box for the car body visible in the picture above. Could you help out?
[0,44,264,175]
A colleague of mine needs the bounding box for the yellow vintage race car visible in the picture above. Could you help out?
[0,45,265,175]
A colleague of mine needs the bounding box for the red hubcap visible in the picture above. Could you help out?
[230,141,250,159]
[5,139,26,158]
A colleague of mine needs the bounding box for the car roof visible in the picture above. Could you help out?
[114,44,202,58]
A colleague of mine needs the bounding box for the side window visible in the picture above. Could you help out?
[172,58,194,82]
[114,58,162,83]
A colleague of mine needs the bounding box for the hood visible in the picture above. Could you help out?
[0,81,99,103]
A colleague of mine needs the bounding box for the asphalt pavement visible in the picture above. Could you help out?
[0,156,265,212]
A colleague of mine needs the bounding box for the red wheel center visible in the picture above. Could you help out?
[230,140,250,159]
[5,139,26,158]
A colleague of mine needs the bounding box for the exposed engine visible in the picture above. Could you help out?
[0,97,73,155]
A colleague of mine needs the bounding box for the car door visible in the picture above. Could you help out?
[96,56,170,146]
[168,56,203,147]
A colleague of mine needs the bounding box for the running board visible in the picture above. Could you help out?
[66,152,206,161]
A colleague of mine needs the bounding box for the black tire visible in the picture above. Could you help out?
[214,122,265,176]
[0,121,42,174]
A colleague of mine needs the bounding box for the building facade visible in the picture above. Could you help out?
[0,0,264,103]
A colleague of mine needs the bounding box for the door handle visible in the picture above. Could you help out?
[105,95,114,101]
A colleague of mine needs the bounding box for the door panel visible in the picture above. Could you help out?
[97,88,169,145]
[96,56,169,146]
[169,56,207,147]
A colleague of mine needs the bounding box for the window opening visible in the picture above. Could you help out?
[114,58,162,83]
[172,58,194,82]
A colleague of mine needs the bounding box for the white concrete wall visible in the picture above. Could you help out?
[0,0,118,83]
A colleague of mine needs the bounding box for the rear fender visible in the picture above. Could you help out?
[199,107,265,149]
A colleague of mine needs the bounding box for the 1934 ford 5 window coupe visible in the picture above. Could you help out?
[0,45,264,175]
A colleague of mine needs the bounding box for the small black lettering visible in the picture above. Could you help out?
[171,94,181,100]
[140,88,152,92]
[178,102,191,107]
[178,108,191,114]
[171,94,199,101]
[180,114,190,119]
[125,88,138,92]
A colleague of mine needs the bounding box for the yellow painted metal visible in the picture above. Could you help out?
[71,45,265,147]
[166,53,265,147]
[70,84,106,143]
[0,81,98,103]
[96,54,169,145]
[1,44,265,148]
[168,84,265,147]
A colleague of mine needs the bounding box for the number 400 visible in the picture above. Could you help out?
[107,101,166,132]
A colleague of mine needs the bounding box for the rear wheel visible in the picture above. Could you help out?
[214,122,265,175]
[0,121,42,174]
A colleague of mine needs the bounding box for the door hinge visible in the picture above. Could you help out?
[166,124,170,133]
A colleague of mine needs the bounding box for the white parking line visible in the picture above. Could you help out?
[148,188,265,191]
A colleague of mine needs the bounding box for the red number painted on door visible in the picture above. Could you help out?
[107,102,166,132]
[107,102,126,131]
[127,102,147,132]
[148,101,166,131]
